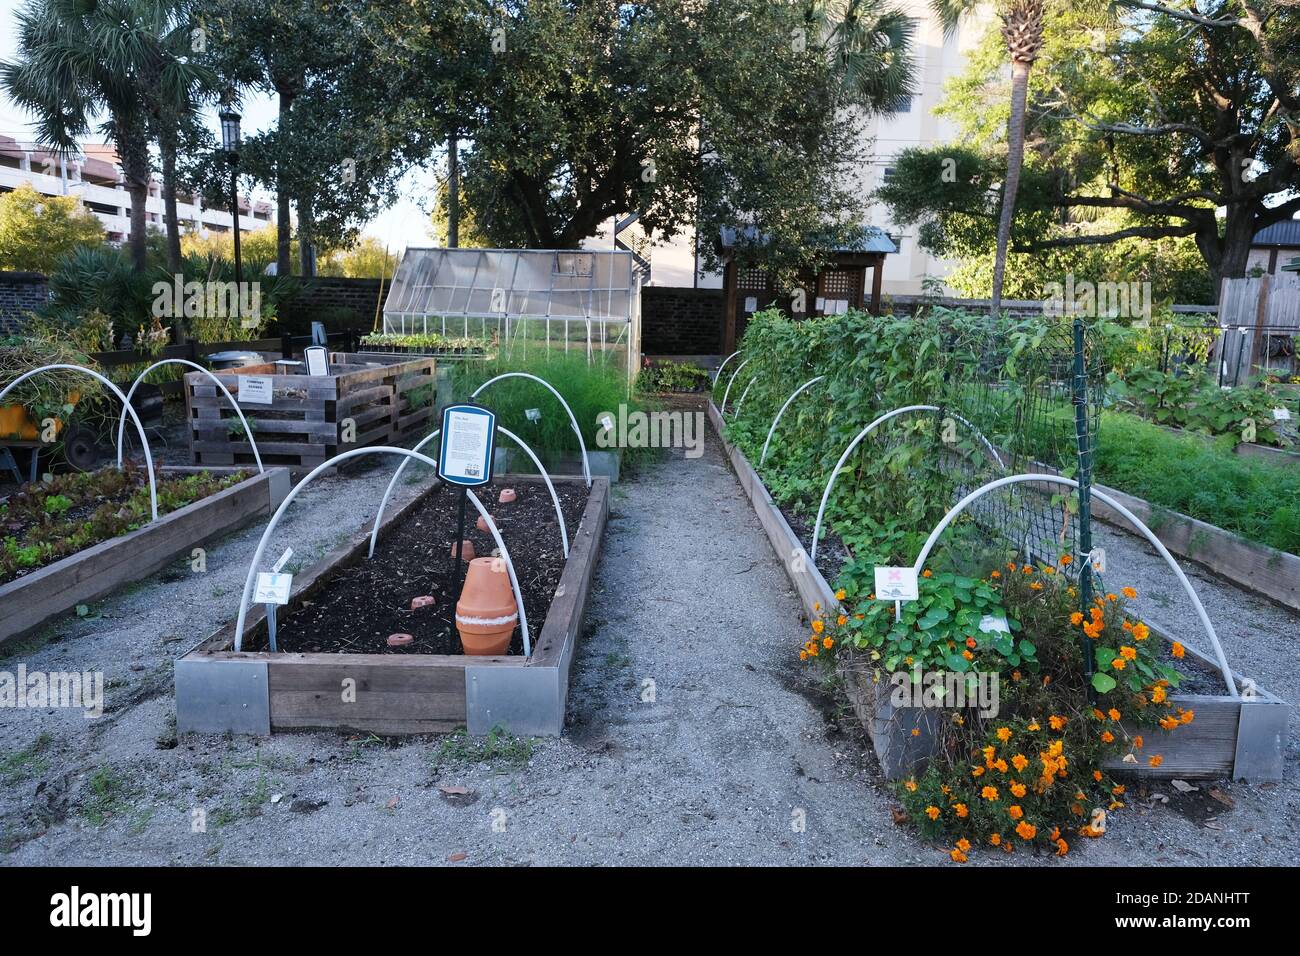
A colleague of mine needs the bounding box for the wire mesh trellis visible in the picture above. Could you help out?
[946,317,1107,571]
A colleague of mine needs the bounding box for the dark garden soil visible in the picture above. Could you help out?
[778,501,851,582]
[257,478,590,656]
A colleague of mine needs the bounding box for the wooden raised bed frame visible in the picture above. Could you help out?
[0,466,292,645]
[185,352,436,475]
[707,401,1289,782]
[175,474,609,737]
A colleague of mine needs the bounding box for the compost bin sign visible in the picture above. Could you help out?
[438,404,496,487]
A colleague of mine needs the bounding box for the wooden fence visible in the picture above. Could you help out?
[1215,275,1300,385]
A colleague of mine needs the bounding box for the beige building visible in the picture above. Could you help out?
[586,4,986,295]
[0,134,272,243]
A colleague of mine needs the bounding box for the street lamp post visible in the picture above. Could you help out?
[218,109,243,286]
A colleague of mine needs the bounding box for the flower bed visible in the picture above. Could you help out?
[0,464,290,643]
[707,306,1289,862]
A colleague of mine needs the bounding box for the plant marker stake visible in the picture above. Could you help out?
[1071,317,1096,699]
[266,603,278,653]
[0,364,158,521]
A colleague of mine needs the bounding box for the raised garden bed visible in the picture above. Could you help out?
[175,474,608,736]
[0,465,291,644]
[708,400,1289,782]
[184,352,436,475]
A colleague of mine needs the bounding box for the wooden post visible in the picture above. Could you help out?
[1247,274,1272,374]
[722,259,738,355]
[870,257,884,315]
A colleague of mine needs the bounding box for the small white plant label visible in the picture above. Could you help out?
[1273,407,1291,421]
[525,408,541,423]
[743,296,757,313]
[254,572,292,606]
[238,375,273,405]
[874,566,919,602]
[1090,548,1107,574]
[272,548,294,573]
[979,614,1011,635]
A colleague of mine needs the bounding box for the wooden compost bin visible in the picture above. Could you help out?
[175,475,609,737]
[706,401,1289,783]
[184,352,436,474]
[0,466,291,644]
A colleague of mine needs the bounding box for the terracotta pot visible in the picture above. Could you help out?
[387,633,414,647]
[410,595,435,610]
[476,514,492,533]
[498,488,517,504]
[451,539,475,562]
[456,557,518,656]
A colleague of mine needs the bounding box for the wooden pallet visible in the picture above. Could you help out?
[184,353,436,474]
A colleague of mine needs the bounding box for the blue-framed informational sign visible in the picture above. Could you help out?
[437,404,496,487]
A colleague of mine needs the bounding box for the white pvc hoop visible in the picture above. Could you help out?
[809,405,1004,562]
[116,359,264,474]
[760,375,824,465]
[732,375,757,419]
[471,372,591,487]
[911,473,1237,698]
[712,350,742,389]
[234,446,530,655]
[719,357,750,415]
[367,426,570,560]
[0,364,158,520]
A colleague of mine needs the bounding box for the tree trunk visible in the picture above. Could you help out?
[992,57,1032,314]
[160,125,183,274]
[447,134,460,248]
[127,181,150,273]
[299,195,316,277]
[115,113,152,273]
[276,92,295,276]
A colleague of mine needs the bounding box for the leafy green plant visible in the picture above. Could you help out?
[638,359,709,393]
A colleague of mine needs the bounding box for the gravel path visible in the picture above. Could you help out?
[0,401,1296,866]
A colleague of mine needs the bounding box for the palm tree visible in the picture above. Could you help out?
[812,0,918,114]
[933,0,1045,313]
[2,0,211,273]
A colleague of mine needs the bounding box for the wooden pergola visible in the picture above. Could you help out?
[717,226,896,355]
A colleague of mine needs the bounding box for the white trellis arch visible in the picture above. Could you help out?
[718,357,750,415]
[712,350,742,389]
[115,359,264,474]
[760,375,824,465]
[911,472,1237,697]
[809,405,1005,562]
[471,372,590,487]
[234,446,531,655]
[732,375,758,420]
[0,364,158,520]
[367,425,570,560]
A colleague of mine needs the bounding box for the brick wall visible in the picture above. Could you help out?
[0,272,50,335]
[641,285,723,356]
[276,276,386,336]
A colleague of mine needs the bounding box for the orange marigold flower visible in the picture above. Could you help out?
[1049,715,1067,731]
[1133,736,1144,749]
[1122,620,1133,631]
[1120,646,1137,660]
[954,803,969,818]
[972,766,985,777]
[1059,554,1073,566]
[981,786,999,801]
[811,620,824,634]
[989,833,1002,846]
[807,643,819,657]
[1011,754,1029,772]
[1056,838,1069,857]
[922,569,933,578]
[911,728,920,737]
[1092,708,1105,720]
[1106,593,1118,602]
[949,848,968,863]
[799,650,808,661]
[823,637,834,649]
[1070,612,1084,626]
[1152,686,1167,703]
[1093,770,1103,782]
[962,650,974,661]
[1171,642,1185,659]
[1010,782,1027,798]
[1026,721,1040,732]
[834,588,846,601]
[1111,658,1126,670]
[1179,709,1195,725]
[1107,708,1121,721]
[1015,821,1037,840]
[836,615,847,627]
[1008,804,1024,820]
[966,637,978,649]
[1044,566,1056,575]
[1083,621,1103,639]
[1133,623,1150,641]
[1100,731,1115,744]
[990,570,1001,579]
[1112,784,1126,795]
[904,779,918,792]
[1122,587,1137,599]
[1030,581,1044,591]
[1007,561,1017,571]
[1022,565,1034,574]
[993,759,1008,773]
[1149,755,1164,768]
[955,838,971,853]
[926,806,940,820]
[995,727,1012,742]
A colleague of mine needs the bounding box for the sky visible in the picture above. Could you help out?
[0,0,440,254]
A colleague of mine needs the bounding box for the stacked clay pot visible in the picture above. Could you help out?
[455,557,518,655]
